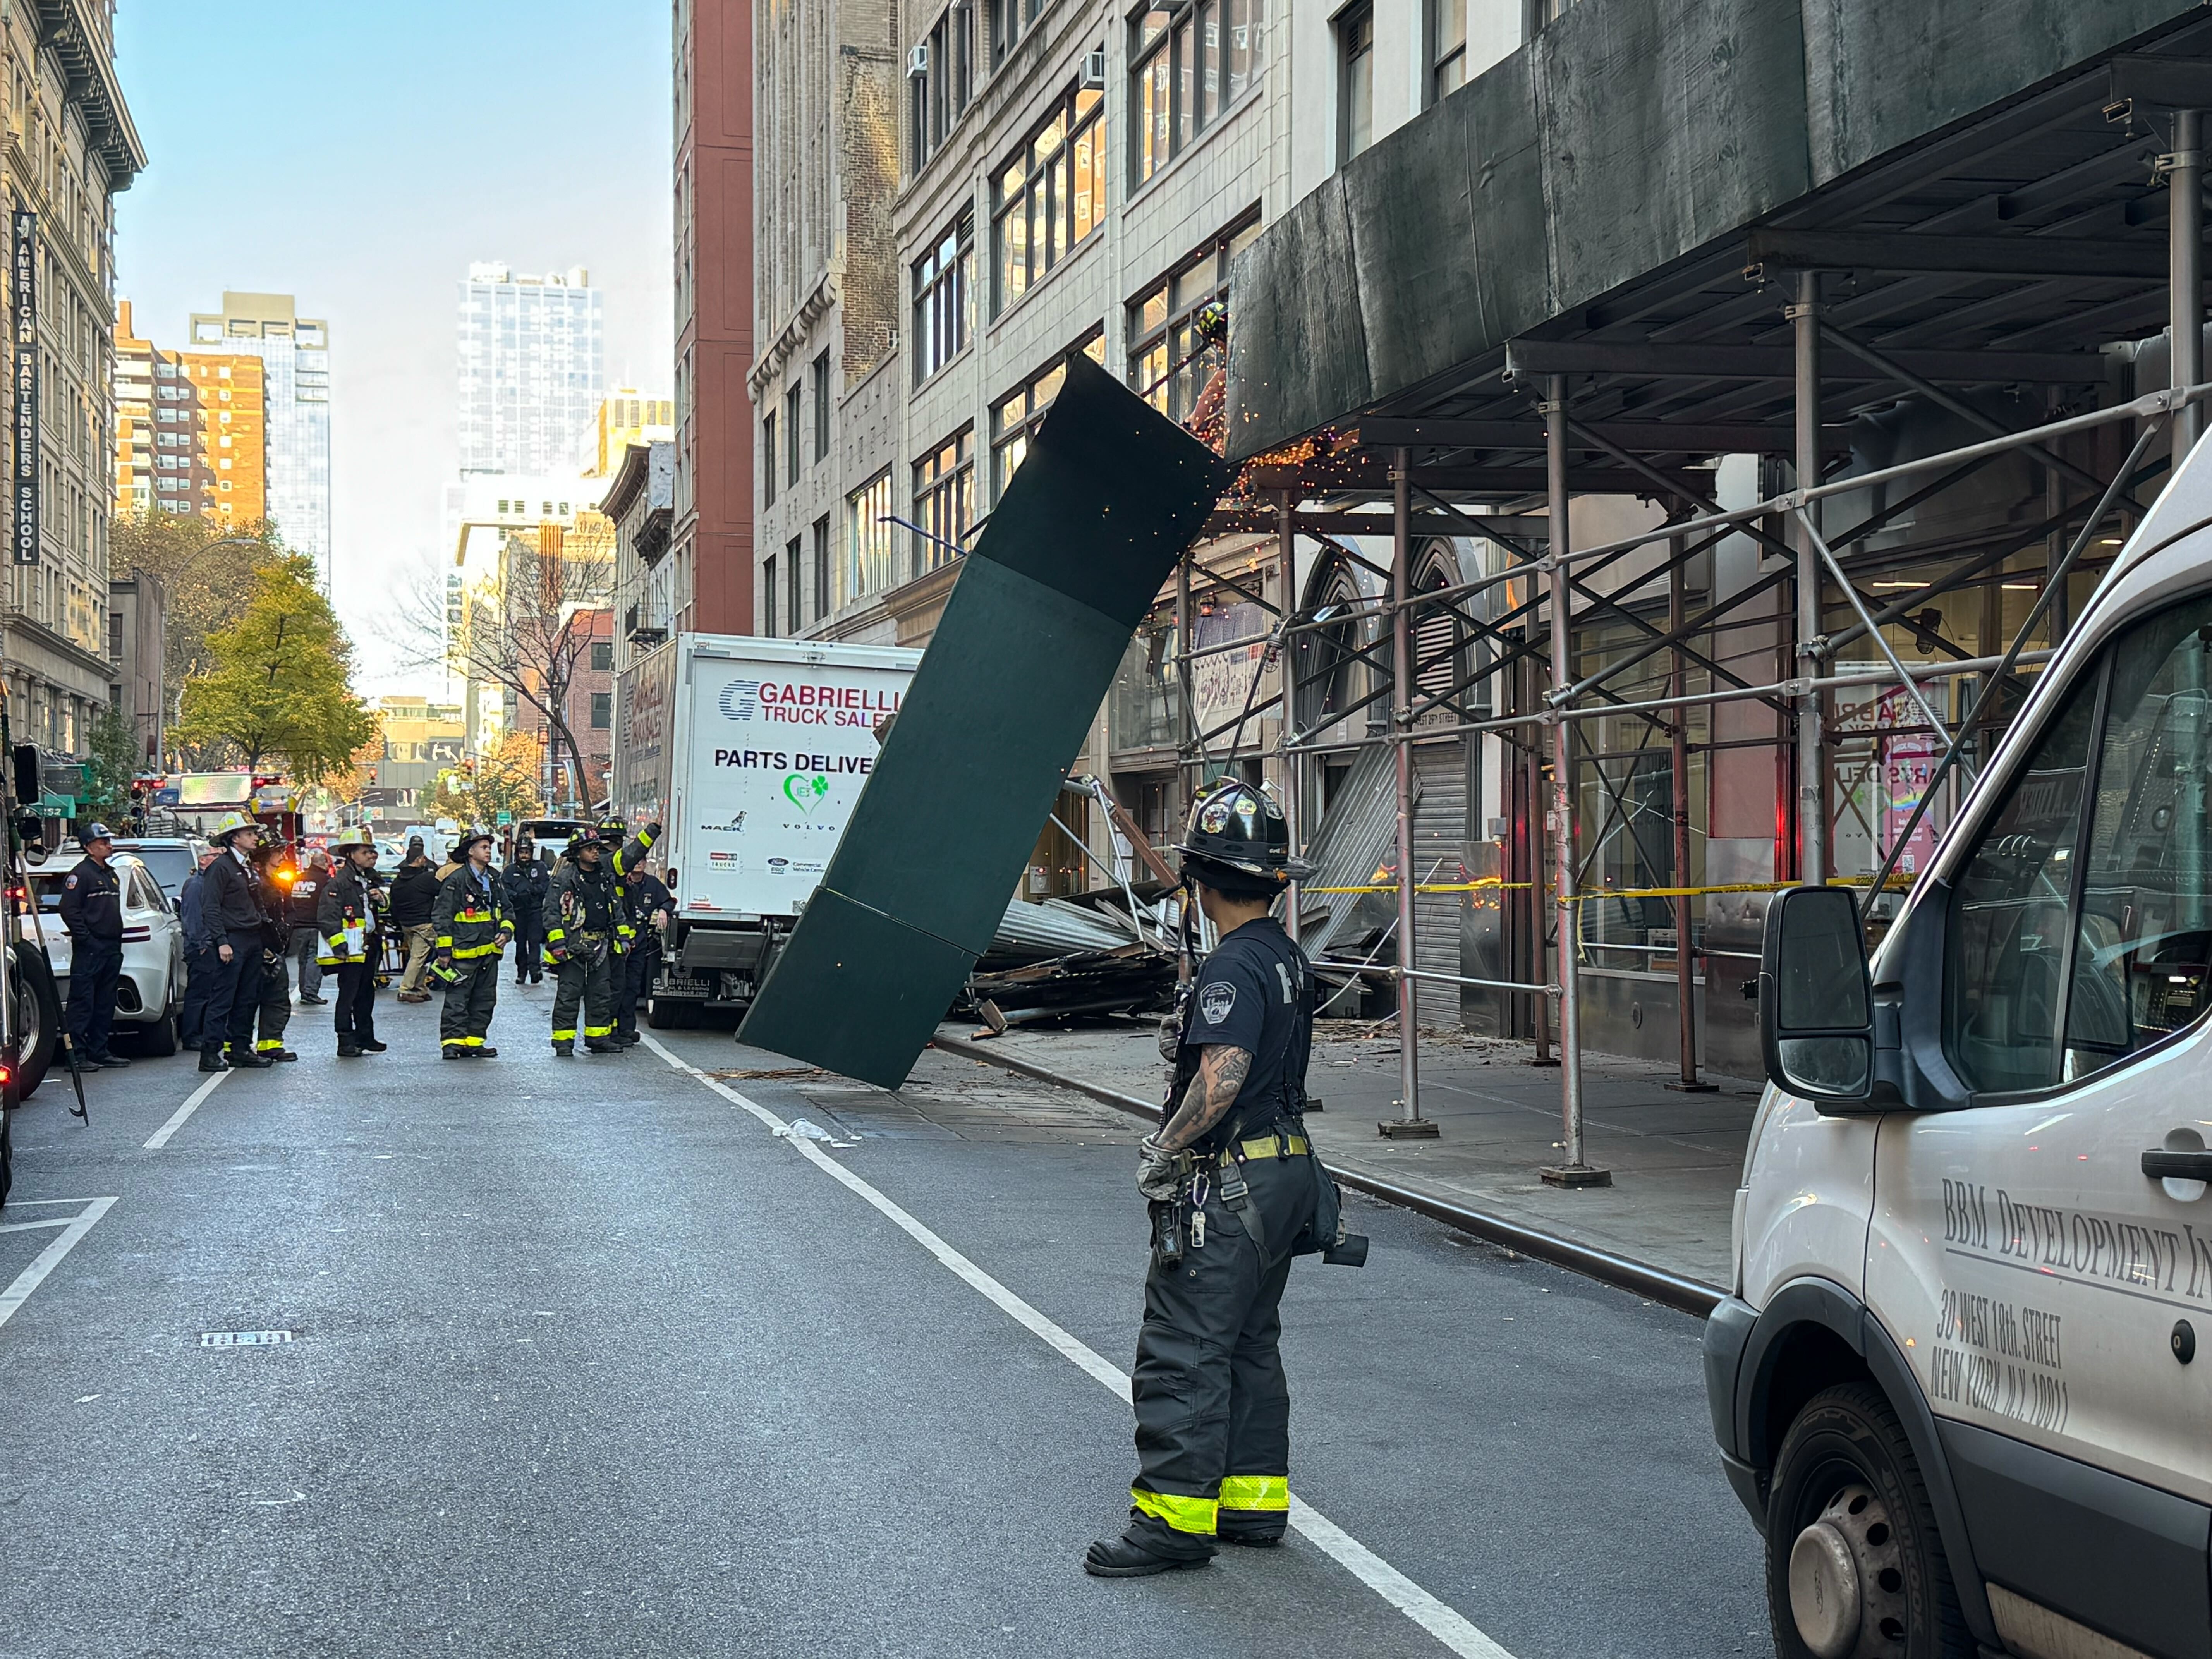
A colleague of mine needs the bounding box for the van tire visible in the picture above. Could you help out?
[9,942,60,1101]
[1765,1381,1971,1659]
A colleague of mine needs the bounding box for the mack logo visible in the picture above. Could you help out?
[718,679,761,721]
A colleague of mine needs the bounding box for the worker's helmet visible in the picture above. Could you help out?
[328,829,374,857]
[454,827,495,857]
[208,811,258,847]
[79,821,114,848]
[597,816,627,844]
[1173,780,1311,895]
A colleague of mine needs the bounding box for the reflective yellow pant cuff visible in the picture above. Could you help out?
[1130,1487,1217,1536]
[1218,1475,1290,1513]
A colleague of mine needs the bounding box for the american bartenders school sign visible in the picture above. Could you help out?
[9,210,33,566]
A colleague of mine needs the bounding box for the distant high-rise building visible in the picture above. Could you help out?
[113,301,215,520]
[176,350,265,531]
[457,263,605,476]
[188,292,332,585]
[577,388,674,478]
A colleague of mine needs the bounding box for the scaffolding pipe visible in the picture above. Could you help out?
[2174,109,2203,464]
[1792,270,1826,884]
[1277,489,1300,943]
[1668,538,1712,1092]
[1522,652,1553,1064]
[1382,447,1434,1136]
[1542,376,1598,1182]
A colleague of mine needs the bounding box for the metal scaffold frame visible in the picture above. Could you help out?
[1161,76,2212,1172]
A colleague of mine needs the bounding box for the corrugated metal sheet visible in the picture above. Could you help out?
[989,897,1137,962]
[1411,740,1470,1027]
[1302,739,1415,974]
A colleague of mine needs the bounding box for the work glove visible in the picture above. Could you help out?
[644,822,662,840]
[1156,1015,1178,1063]
[1136,1133,1185,1204]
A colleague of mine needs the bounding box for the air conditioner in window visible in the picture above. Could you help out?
[908,42,930,77]
[1080,49,1107,89]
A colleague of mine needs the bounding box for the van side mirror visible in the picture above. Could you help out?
[1760,885,1873,1103]
[10,744,36,807]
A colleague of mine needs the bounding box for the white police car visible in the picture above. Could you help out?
[1708,451,2212,1658]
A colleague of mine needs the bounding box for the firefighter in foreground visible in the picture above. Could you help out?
[433,828,510,1058]
[544,821,655,1055]
[1084,781,1363,1578]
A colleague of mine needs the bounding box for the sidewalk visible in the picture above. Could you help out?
[931,1020,1760,1290]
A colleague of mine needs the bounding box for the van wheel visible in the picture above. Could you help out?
[1765,1382,1970,1659]
[8,942,60,1101]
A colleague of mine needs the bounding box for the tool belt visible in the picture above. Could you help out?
[1216,1130,1309,1166]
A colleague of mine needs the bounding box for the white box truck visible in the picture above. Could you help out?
[611,632,919,1021]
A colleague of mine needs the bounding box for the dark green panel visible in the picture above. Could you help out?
[737,888,981,1089]
[1223,175,1370,457]
[1804,0,2194,184]
[739,354,1235,1087]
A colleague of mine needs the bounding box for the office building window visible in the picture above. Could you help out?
[590,691,611,729]
[910,2,977,172]
[991,330,1105,500]
[785,383,801,486]
[812,350,831,463]
[989,0,1045,67]
[763,555,779,638]
[1339,3,1374,163]
[590,640,612,672]
[992,86,1104,315]
[812,515,831,617]
[787,534,804,632]
[913,212,974,386]
[843,471,897,608]
[1429,0,1467,102]
[1129,213,1262,425]
[1130,1,1266,186]
[912,429,974,575]
[762,409,778,508]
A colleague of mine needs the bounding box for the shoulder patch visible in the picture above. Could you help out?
[64,873,76,889]
[1200,980,1236,1025]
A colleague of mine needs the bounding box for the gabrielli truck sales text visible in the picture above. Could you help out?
[751,681,899,726]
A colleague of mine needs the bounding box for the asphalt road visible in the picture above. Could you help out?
[0,984,1771,1658]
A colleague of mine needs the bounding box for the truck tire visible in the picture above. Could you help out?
[9,942,60,1101]
[646,996,686,1030]
[1765,1381,1971,1659]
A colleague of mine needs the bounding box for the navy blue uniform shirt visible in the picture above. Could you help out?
[1180,916,1312,1147]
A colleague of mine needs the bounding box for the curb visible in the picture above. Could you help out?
[929,1032,1725,1319]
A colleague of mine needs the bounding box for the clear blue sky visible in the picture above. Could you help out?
[112,0,675,692]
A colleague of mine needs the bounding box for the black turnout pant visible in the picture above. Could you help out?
[441,957,498,1052]
[1124,1147,1313,1559]
[512,910,543,981]
[333,959,378,1048]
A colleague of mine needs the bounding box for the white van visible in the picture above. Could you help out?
[1708,451,2212,1659]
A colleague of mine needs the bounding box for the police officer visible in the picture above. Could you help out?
[612,856,673,1047]
[200,812,271,1072]
[433,828,510,1058]
[1085,780,1357,1578]
[501,836,549,985]
[318,830,387,1057]
[58,822,127,1070]
[544,823,651,1055]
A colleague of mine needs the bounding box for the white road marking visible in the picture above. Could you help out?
[0,1217,79,1234]
[0,1197,116,1334]
[143,1068,231,1151]
[642,1034,1515,1659]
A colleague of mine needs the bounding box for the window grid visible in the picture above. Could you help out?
[1340,3,1374,163]
[784,383,801,487]
[992,86,1105,316]
[1130,1,1265,187]
[762,409,778,508]
[842,471,898,609]
[812,350,831,463]
[1128,213,1262,426]
[913,212,975,386]
[786,534,804,633]
[912,429,975,577]
[1429,0,1468,102]
[812,514,831,618]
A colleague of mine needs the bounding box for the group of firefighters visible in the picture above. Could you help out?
[157,814,670,1071]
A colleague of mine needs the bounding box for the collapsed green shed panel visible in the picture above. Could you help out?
[737,353,1235,1088]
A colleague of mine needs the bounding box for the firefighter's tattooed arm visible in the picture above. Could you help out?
[1161,1045,1252,1151]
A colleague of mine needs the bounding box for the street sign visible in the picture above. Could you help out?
[495,809,511,825]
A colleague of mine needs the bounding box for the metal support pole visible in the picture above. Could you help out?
[2173,108,2203,465]
[1276,489,1300,943]
[1523,652,1555,1064]
[1666,537,1714,1094]
[1175,545,1194,804]
[1381,448,1436,1137]
[1539,377,1601,1184]
[1791,271,1827,886]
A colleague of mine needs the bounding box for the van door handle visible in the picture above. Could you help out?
[2143,1150,2212,1181]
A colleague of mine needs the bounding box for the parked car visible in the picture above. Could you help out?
[20,853,185,1056]
[1707,460,2212,1659]
[109,835,210,905]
